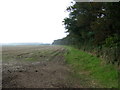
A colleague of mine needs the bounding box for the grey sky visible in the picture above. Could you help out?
[0,0,73,44]
[74,0,120,2]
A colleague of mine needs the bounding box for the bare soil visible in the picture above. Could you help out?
[2,45,82,88]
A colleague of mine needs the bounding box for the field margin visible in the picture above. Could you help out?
[64,46,118,88]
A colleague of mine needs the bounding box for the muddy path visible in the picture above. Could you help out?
[2,45,81,88]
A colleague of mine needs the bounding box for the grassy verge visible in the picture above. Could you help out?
[64,46,118,88]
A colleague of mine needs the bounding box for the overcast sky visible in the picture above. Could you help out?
[0,0,73,44]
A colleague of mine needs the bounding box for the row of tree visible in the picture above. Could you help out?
[52,2,120,66]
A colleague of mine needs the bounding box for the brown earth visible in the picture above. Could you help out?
[2,45,82,88]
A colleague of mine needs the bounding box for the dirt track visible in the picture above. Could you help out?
[2,45,81,88]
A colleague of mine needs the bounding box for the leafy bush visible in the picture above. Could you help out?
[105,34,118,48]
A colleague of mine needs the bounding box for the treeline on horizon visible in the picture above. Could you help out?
[52,2,120,66]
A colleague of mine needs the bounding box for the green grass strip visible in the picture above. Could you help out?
[64,46,118,88]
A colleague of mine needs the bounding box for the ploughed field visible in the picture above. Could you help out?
[2,45,81,88]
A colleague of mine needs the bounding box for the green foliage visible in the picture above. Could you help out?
[64,46,118,88]
[105,34,118,47]
[53,2,120,66]
[53,2,120,45]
